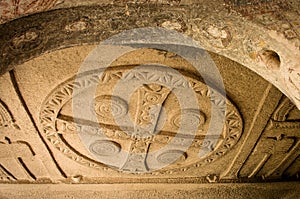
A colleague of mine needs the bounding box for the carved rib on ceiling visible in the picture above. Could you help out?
[0,1,299,109]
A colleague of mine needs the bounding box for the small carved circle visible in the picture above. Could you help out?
[65,17,91,32]
[145,93,160,103]
[202,140,211,148]
[89,140,121,156]
[66,21,88,31]
[67,123,77,131]
[157,150,187,164]
[171,109,206,129]
[94,95,128,119]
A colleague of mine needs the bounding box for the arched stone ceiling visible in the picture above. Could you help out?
[0,0,300,109]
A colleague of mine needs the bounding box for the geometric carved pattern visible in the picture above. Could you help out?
[0,99,19,129]
[0,137,49,182]
[0,0,299,187]
[39,64,243,175]
[89,140,121,157]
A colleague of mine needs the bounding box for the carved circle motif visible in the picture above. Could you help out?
[171,109,206,130]
[145,93,160,103]
[157,150,187,164]
[89,140,121,156]
[94,95,128,119]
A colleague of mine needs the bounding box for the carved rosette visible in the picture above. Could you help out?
[39,64,243,175]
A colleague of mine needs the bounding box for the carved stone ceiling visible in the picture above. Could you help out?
[1,0,300,109]
[1,44,299,183]
[0,0,299,197]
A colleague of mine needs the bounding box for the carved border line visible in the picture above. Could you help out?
[9,70,67,178]
[272,97,296,122]
[56,116,221,149]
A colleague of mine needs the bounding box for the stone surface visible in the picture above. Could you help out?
[0,0,59,24]
[1,44,298,183]
[0,0,299,197]
[0,182,299,199]
[0,1,300,109]
[0,73,66,182]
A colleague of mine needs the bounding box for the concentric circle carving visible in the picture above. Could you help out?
[89,140,121,156]
[171,109,206,130]
[157,150,187,164]
[94,95,128,119]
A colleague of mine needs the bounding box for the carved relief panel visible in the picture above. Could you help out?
[0,137,49,181]
[0,0,299,186]
[10,46,286,183]
[239,97,300,180]
[39,64,243,174]
[0,73,66,183]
